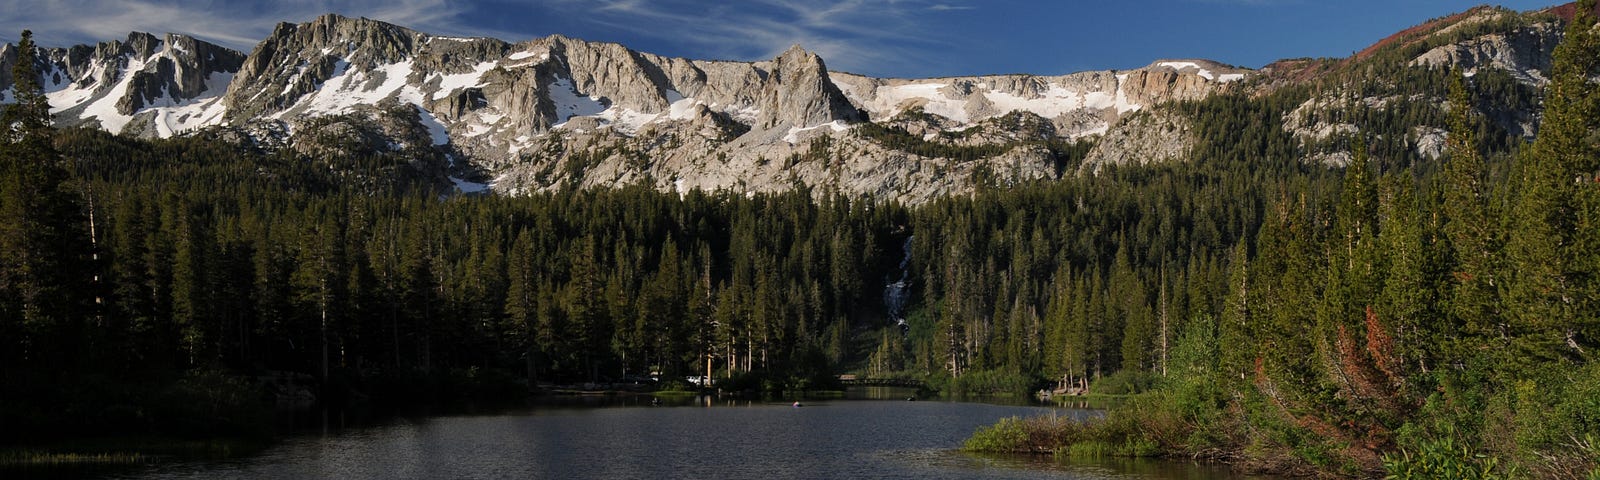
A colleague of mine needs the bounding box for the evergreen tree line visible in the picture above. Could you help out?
[17,139,915,389]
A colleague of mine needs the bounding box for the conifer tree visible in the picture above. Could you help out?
[1375,173,1431,395]
[1440,68,1503,356]
[1220,242,1254,383]
[1503,0,1599,362]
[504,229,539,379]
[567,235,605,382]
[0,30,90,367]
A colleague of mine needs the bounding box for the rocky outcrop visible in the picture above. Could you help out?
[1412,126,1449,160]
[223,14,424,120]
[756,45,863,129]
[1120,61,1236,105]
[1411,21,1562,85]
[547,35,671,113]
[481,116,1062,204]
[1080,108,1195,173]
[118,33,246,113]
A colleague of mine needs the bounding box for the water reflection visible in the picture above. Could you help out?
[103,390,1257,480]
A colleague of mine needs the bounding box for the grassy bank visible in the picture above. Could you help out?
[0,436,263,462]
[0,451,146,467]
[964,365,1600,478]
[961,410,1160,459]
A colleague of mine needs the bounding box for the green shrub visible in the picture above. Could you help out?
[1091,370,1157,395]
[1383,437,1511,480]
[966,409,1168,458]
[963,416,1030,452]
[1060,440,1113,459]
[1118,437,1161,457]
[942,369,1039,397]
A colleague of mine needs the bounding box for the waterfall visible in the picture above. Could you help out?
[883,236,913,333]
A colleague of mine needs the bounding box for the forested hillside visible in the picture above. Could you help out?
[961,3,1600,476]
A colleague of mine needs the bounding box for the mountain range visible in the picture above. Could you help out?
[1,3,1594,203]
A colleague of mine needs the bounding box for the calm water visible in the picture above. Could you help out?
[101,394,1260,480]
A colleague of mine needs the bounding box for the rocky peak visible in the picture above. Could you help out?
[124,32,162,58]
[117,33,245,113]
[13,3,1575,204]
[0,42,15,100]
[1119,61,1239,106]
[224,14,421,120]
[545,34,672,113]
[756,44,862,130]
[294,13,418,64]
[777,44,811,62]
[3,33,237,104]
[1405,2,1600,86]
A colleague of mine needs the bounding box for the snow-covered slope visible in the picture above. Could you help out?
[833,59,1247,140]
[1,32,244,137]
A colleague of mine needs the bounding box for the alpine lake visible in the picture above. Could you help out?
[35,387,1266,480]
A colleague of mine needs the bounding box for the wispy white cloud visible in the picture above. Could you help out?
[0,0,518,51]
[507,0,976,76]
[0,0,973,76]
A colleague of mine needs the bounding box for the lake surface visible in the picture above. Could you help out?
[101,394,1262,480]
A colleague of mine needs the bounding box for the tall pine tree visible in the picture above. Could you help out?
[1503,0,1600,363]
[0,30,91,368]
[1440,68,1503,359]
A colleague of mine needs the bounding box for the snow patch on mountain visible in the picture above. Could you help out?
[661,89,709,122]
[45,63,107,111]
[464,111,505,137]
[594,107,659,134]
[286,59,423,118]
[548,77,608,127]
[848,82,959,121]
[783,120,849,144]
[417,106,450,145]
[431,61,497,100]
[1112,74,1141,114]
[837,75,1148,130]
[148,71,234,137]
[1155,61,1246,83]
[507,50,547,61]
[78,54,147,133]
[452,176,491,193]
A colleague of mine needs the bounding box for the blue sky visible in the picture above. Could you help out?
[0,0,1569,78]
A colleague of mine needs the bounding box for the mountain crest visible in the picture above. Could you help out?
[222,13,451,122]
[758,43,862,130]
[3,3,1582,203]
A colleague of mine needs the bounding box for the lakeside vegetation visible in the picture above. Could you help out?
[963,4,1600,477]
